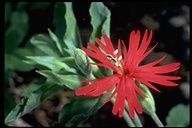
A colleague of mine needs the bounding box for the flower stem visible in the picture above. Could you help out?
[150,112,164,127]
[124,100,143,127]
[123,110,136,127]
[133,113,143,127]
[111,98,135,127]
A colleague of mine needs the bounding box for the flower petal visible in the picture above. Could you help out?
[112,76,126,117]
[75,75,119,96]
[139,62,181,74]
[135,73,180,86]
[87,62,116,71]
[135,77,160,92]
[138,29,153,55]
[95,37,108,52]
[135,43,158,66]
[125,30,141,67]
[127,77,143,114]
[128,30,140,55]
[102,34,115,53]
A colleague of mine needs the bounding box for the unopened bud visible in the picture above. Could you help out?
[137,83,156,115]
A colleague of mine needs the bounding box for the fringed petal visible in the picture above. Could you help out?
[75,75,119,97]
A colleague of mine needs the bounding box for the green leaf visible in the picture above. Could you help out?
[89,2,112,76]
[5,27,25,53]
[14,48,34,57]
[166,104,189,127]
[4,90,16,117]
[5,83,64,124]
[30,34,61,57]
[25,56,76,73]
[37,70,83,90]
[48,28,65,56]
[5,11,28,53]
[21,83,42,97]
[74,48,91,76]
[89,2,111,44]
[10,11,28,26]
[74,48,104,78]
[53,2,66,39]
[88,58,105,78]
[55,95,106,127]
[5,53,34,72]
[54,2,82,50]
[63,2,82,49]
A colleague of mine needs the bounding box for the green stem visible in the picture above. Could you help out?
[133,113,143,127]
[123,110,136,127]
[151,112,164,127]
[124,99,143,127]
[111,98,135,127]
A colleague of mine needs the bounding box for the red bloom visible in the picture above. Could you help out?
[75,30,181,119]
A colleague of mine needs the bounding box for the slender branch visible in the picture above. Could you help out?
[150,112,164,127]
[133,113,143,127]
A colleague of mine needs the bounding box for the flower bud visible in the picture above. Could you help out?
[137,83,156,115]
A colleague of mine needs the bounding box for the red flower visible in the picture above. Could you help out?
[75,30,181,119]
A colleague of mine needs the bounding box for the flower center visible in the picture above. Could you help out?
[105,49,124,75]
